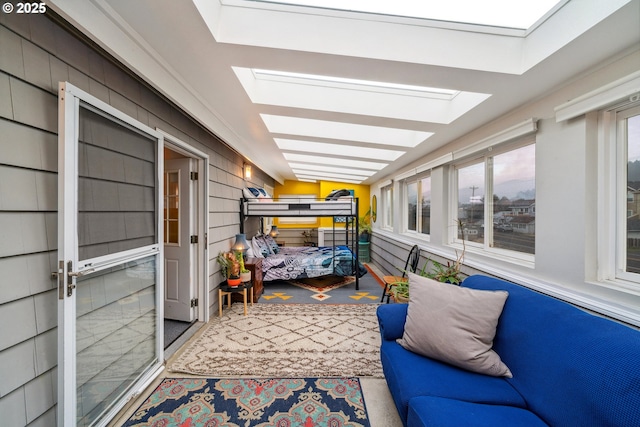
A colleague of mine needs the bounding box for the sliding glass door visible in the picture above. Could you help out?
[57,82,164,426]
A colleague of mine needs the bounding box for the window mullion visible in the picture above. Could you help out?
[417,179,423,233]
[485,156,494,250]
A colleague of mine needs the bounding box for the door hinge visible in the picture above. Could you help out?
[190,298,198,308]
[190,171,198,180]
[190,235,198,244]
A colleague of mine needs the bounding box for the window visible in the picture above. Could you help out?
[382,184,393,229]
[456,161,485,244]
[406,175,431,235]
[618,104,640,278]
[454,142,535,256]
[164,170,179,244]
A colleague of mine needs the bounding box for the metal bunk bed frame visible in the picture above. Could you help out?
[239,197,360,290]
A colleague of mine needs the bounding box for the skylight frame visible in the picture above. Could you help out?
[242,0,567,33]
[292,169,370,181]
[263,116,432,148]
[295,173,364,184]
[252,69,460,100]
[287,162,378,176]
[275,138,406,161]
[282,153,388,170]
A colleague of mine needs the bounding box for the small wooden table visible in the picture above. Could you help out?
[218,281,253,317]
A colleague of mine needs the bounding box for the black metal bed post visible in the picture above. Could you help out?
[332,213,336,275]
[355,197,359,290]
[239,198,245,234]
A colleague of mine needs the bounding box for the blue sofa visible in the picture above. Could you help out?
[377,274,640,427]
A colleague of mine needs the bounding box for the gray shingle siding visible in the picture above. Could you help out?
[0,11,270,425]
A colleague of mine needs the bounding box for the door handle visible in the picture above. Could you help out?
[68,268,95,278]
[65,261,95,297]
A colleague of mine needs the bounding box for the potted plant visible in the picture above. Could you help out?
[358,207,372,242]
[394,220,467,301]
[217,251,242,286]
[391,279,410,303]
[235,250,251,283]
[419,219,467,285]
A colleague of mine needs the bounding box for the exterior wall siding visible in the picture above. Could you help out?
[0,12,271,425]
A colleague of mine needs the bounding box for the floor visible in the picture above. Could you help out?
[163,319,195,349]
[109,264,403,426]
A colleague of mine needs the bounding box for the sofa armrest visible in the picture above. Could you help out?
[376,304,408,341]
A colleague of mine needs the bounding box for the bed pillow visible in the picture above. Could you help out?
[258,188,272,200]
[397,272,512,378]
[263,234,280,254]
[252,236,271,258]
[250,236,263,258]
[243,187,261,201]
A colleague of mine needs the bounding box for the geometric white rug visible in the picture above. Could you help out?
[168,303,384,378]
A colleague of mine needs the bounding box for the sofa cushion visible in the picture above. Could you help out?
[407,396,548,427]
[463,275,640,427]
[397,273,512,377]
[380,340,526,426]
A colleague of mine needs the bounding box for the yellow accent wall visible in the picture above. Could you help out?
[273,180,370,229]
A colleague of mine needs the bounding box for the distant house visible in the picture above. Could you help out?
[628,186,640,218]
[508,201,536,216]
[510,215,536,234]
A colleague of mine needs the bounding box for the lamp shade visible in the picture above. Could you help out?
[231,233,250,254]
[269,225,279,238]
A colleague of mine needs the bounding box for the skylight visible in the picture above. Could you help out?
[287,163,377,177]
[295,174,363,185]
[253,69,460,100]
[292,169,370,181]
[282,153,388,170]
[254,0,563,29]
[275,138,405,161]
[236,68,489,124]
[262,115,431,147]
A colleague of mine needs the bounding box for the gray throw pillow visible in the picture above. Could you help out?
[397,272,512,378]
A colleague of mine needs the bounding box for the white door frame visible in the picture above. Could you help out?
[159,129,210,322]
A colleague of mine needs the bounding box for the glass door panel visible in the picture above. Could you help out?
[76,256,157,426]
[78,107,158,261]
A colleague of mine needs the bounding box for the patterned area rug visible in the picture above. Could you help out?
[290,275,353,292]
[122,377,370,427]
[168,304,383,378]
[261,269,382,304]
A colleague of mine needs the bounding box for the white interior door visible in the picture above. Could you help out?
[57,82,164,427]
[164,157,195,321]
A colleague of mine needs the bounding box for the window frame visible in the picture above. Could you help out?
[449,138,536,263]
[614,103,640,283]
[402,172,432,238]
[381,184,394,230]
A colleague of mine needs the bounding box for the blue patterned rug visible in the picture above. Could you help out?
[123,377,370,426]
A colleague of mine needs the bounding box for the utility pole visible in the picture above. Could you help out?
[469,185,479,221]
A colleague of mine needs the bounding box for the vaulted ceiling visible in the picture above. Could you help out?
[49,0,640,184]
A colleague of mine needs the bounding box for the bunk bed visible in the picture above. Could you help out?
[240,195,366,290]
